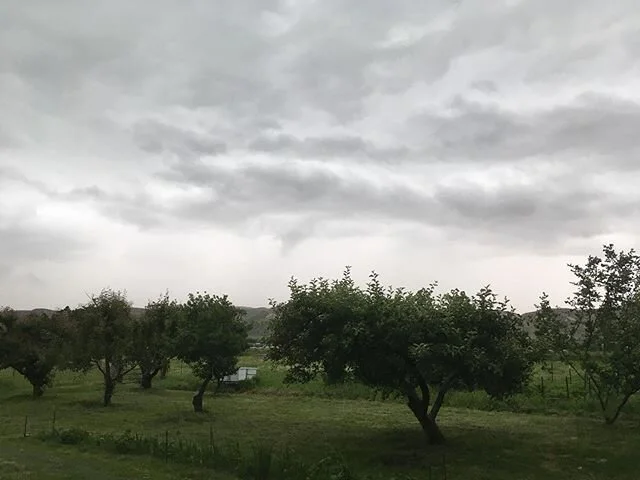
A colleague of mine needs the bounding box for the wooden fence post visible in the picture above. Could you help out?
[165,430,169,463]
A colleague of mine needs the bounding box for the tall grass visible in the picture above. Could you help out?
[192,353,640,420]
[37,426,362,480]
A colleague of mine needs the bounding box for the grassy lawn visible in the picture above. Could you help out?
[0,439,235,479]
[1,356,639,479]
[230,351,640,418]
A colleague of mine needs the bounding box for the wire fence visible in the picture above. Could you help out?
[19,411,452,480]
[535,362,599,400]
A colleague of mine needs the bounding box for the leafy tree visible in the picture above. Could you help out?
[67,289,138,406]
[268,268,535,445]
[131,292,179,389]
[0,308,64,397]
[174,292,249,412]
[534,244,640,424]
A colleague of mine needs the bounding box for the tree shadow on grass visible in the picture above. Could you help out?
[122,384,174,396]
[67,399,127,410]
[311,417,595,477]
[151,408,215,426]
[0,392,61,404]
[0,393,40,403]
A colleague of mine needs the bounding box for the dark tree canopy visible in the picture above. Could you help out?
[534,244,640,424]
[174,292,249,412]
[268,268,536,444]
[0,308,64,397]
[131,292,180,389]
[66,289,138,406]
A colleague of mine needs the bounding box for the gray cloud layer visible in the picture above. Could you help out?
[0,224,84,264]
[410,94,640,168]
[2,0,640,265]
[42,155,632,253]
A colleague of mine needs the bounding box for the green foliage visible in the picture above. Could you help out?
[53,427,91,445]
[268,268,536,444]
[534,244,640,424]
[65,289,138,406]
[174,291,250,411]
[414,286,536,400]
[131,292,180,389]
[39,427,358,480]
[0,307,64,397]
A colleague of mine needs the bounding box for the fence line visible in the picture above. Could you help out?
[20,410,452,480]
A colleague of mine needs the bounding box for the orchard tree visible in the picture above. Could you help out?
[268,268,536,445]
[132,292,179,389]
[174,292,249,412]
[534,244,640,424]
[0,308,65,397]
[67,289,138,406]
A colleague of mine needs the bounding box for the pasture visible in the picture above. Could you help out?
[1,349,639,480]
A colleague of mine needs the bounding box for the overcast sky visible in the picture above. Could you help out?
[2,0,639,313]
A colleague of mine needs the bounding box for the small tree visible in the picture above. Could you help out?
[67,289,138,406]
[174,292,249,412]
[268,268,535,445]
[534,244,640,424]
[0,308,64,397]
[131,292,179,389]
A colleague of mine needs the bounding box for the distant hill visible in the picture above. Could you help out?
[13,306,273,341]
[240,307,273,339]
[519,308,578,337]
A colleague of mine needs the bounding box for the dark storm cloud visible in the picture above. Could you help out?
[131,120,228,157]
[247,133,410,162]
[156,160,428,225]
[143,159,637,249]
[0,223,88,264]
[59,186,167,230]
[273,0,467,120]
[431,180,620,244]
[2,0,640,258]
[0,0,294,124]
[411,94,640,167]
[277,0,635,120]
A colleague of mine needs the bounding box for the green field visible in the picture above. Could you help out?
[1,350,639,479]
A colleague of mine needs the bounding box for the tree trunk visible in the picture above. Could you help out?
[141,372,153,389]
[159,359,170,379]
[103,378,116,407]
[32,383,45,398]
[405,383,447,445]
[417,411,446,445]
[140,368,161,389]
[192,376,212,413]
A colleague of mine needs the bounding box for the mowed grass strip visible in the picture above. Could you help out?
[1,368,639,480]
[0,439,236,480]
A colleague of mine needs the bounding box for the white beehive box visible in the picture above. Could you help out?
[222,367,257,383]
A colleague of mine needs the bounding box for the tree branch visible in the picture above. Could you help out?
[607,390,636,424]
[416,375,431,409]
[429,374,456,420]
[93,360,105,375]
[121,363,139,377]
